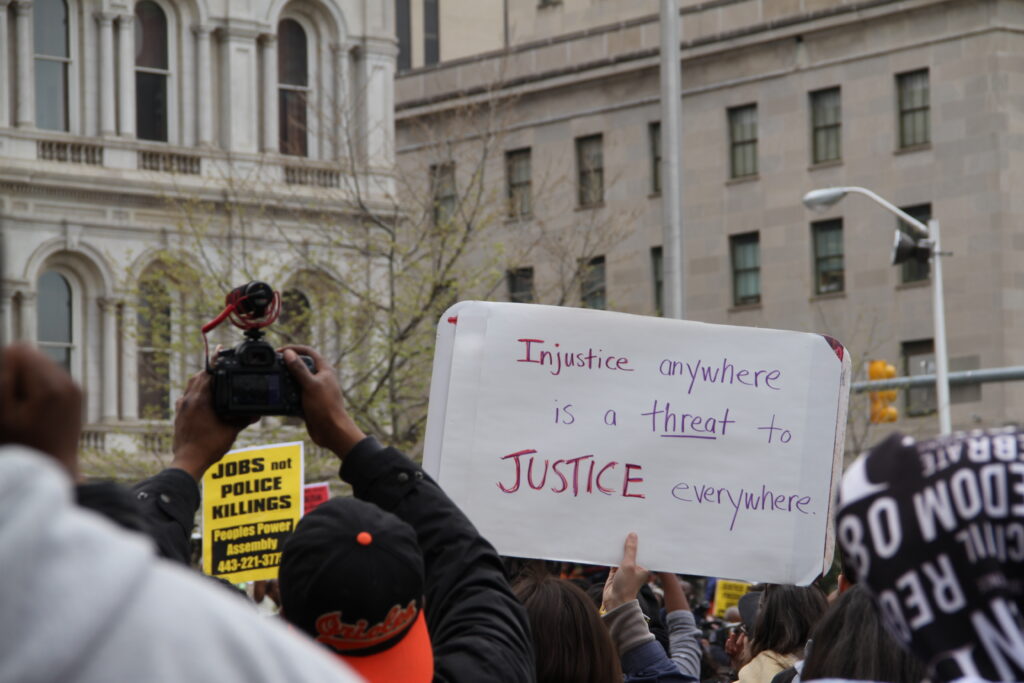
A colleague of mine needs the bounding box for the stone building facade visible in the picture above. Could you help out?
[395,0,1024,442]
[0,0,396,465]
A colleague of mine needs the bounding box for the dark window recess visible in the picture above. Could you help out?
[649,122,661,194]
[651,246,663,316]
[396,0,412,71]
[728,104,757,178]
[903,339,936,416]
[812,219,844,295]
[278,19,309,156]
[506,148,532,219]
[897,69,930,148]
[424,0,440,66]
[135,1,169,141]
[810,87,841,164]
[899,203,932,284]
[730,232,761,305]
[507,267,535,303]
[581,256,606,310]
[576,134,604,207]
[34,0,69,131]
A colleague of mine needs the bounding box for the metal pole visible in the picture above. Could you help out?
[851,365,1024,392]
[660,0,685,319]
[930,218,952,434]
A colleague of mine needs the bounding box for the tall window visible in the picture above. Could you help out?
[279,289,312,344]
[810,87,841,164]
[34,0,69,131]
[576,134,604,208]
[581,256,606,310]
[899,203,932,284]
[902,339,936,416]
[812,219,844,295]
[507,267,534,303]
[431,162,456,226]
[651,246,663,316]
[649,122,662,194]
[138,275,172,419]
[424,0,440,66]
[135,1,169,141]
[395,0,412,71]
[278,19,309,156]
[728,104,757,178]
[37,271,73,372]
[730,232,761,306]
[897,69,930,148]
[506,148,531,219]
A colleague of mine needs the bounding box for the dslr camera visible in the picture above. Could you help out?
[207,281,316,417]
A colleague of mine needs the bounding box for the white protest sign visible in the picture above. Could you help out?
[423,302,850,585]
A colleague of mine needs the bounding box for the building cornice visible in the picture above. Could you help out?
[396,0,955,113]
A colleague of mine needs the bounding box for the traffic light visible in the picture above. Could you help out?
[868,359,899,423]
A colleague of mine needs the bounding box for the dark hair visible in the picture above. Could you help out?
[801,585,927,682]
[513,573,622,683]
[749,584,828,659]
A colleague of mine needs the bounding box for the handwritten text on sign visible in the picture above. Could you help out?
[202,442,303,583]
[424,303,848,585]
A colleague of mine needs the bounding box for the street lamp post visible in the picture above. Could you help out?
[802,186,952,435]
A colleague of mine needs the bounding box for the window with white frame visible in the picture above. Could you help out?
[135,1,170,142]
[34,0,70,131]
[278,19,310,156]
[37,270,74,372]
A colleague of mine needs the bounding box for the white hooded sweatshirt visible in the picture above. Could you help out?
[0,446,363,683]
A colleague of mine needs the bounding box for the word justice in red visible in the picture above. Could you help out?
[496,449,645,499]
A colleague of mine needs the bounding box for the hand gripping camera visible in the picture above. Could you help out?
[202,281,315,417]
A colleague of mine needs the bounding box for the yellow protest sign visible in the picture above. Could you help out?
[713,579,752,618]
[202,441,303,583]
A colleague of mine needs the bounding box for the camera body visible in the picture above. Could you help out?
[212,338,316,417]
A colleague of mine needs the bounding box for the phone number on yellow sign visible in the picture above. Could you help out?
[216,552,282,574]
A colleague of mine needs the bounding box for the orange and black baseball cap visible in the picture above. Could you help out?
[279,497,433,682]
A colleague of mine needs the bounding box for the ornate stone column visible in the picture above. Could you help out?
[332,43,352,160]
[97,12,117,136]
[121,300,139,420]
[260,33,278,152]
[99,298,120,421]
[195,25,214,146]
[116,13,135,137]
[14,0,34,128]
[17,290,37,342]
[0,0,11,128]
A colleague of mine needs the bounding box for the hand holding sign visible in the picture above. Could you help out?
[602,532,649,613]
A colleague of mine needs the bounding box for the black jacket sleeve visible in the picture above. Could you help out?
[129,468,200,564]
[340,437,536,683]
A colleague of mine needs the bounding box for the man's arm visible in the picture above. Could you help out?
[283,346,536,683]
[131,371,254,563]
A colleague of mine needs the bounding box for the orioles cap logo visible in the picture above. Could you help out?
[315,600,419,651]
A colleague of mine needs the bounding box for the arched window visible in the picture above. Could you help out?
[34,0,69,131]
[37,270,73,371]
[135,1,169,141]
[278,19,309,156]
[279,288,312,343]
[137,273,172,419]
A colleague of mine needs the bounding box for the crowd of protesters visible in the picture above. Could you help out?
[1,340,1020,682]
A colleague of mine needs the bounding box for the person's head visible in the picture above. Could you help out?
[723,606,741,623]
[278,497,433,682]
[801,584,927,682]
[513,572,622,683]
[749,584,827,659]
